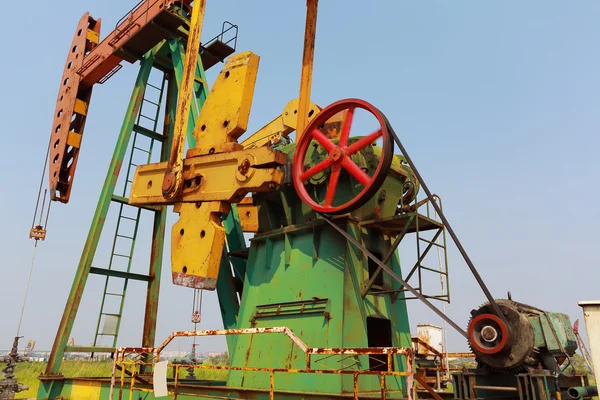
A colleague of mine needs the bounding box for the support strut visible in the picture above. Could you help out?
[321,216,468,338]
[381,115,508,326]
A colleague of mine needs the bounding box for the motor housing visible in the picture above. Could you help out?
[468,299,577,373]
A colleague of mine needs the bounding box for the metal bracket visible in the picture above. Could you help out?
[321,216,468,339]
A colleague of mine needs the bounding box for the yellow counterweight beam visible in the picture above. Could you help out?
[190,52,260,156]
[129,146,285,205]
[171,201,228,290]
[130,49,284,289]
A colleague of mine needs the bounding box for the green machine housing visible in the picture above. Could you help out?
[222,139,420,396]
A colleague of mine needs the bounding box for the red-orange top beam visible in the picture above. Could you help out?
[78,0,193,90]
[49,0,192,203]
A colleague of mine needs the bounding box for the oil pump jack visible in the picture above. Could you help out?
[28,1,591,399]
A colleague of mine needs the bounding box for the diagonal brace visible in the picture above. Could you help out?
[322,216,468,338]
[402,228,443,285]
[361,215,414,297]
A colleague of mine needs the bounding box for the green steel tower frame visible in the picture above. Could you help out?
[38,31,243,396]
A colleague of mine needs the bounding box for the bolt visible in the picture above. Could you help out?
[162,172,175,194]
[238,159,251,175]
[330,147,343,162]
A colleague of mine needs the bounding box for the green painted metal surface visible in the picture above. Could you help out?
[168,38,209,149]
[222,143,414,397]
[38,25,423,399]
[39,37,211,398]
[531,312,578,355]
[92,69,169,350]
[44,46,160,378]
[217,207,246,352]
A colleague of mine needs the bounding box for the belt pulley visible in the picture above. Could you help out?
[292,98,508,343]
[292,99,393,215]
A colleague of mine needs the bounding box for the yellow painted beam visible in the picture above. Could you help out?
[171,201,228,290]
[237,198,259,232]
[241,99,321,149]
[191,51,260,155]
[129,147,285,205]
[296,0,318,140]
[162,0,207,200]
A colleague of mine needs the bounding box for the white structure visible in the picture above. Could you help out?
[416,323,443,355]
[578,301,600,385]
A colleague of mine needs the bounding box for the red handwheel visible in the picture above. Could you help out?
[292,99,394,215]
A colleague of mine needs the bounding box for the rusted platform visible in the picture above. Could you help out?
[361,213,443,235]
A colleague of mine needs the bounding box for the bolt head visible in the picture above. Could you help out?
[330,147,343,162]
[162,173,175,193]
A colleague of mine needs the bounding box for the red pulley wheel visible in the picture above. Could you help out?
[468,313,509,355]
[292,99,393,214]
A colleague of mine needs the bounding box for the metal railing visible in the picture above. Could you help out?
[111,327,417,400]
[203,21,239,52]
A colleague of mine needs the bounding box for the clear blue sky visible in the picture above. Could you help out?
[1,0,599,354]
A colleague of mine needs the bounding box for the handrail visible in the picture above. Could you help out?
[116,326,414,361]
[157,327,308,356]
[112,327,418,400]
[202,21,239,51]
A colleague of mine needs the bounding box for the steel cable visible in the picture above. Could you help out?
[16,243,38,337]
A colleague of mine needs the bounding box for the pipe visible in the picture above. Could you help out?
[578,301,600,386]
[567,386,598,399]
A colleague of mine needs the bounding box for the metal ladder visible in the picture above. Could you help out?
[92,72,167,349]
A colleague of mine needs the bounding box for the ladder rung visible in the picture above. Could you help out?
[66,346,115,353]
[120,215,137,221]
[133,146,150,154]
[106,292,125,297]
[113,253,131,258]
[90,267,151,282]
[130,163,138,167]
[140,114,156,122]
[116,234,134,240]
[133,124,164,142]
[111,194,161,212]
[147,82,161,90]
[101,313,122,317]
[143,98,159,107]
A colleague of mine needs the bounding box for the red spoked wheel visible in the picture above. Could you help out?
[292,99,393,214]
[468,313,510,355]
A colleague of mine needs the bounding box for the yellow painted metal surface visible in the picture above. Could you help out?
[296,0,318,139]
[241,98,321,149]
[70,380,102,399]
[237,198,259,232]
[128,47,280,290]
[130,147,284,205]
[192,51,260,155]
[86,29,99,44]
[163,0,207,200]
[321,109,347,140]
[171,201,228,289]
[67,131,82,148]
[74,99,88,116]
